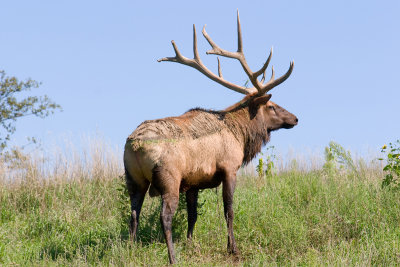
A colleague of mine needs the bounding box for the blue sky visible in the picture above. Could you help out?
[1,1,399,156]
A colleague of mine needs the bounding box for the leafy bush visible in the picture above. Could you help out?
[379,140,400,188]
[256,146,276,178]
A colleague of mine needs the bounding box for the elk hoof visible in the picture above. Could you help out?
[228,246,239,255]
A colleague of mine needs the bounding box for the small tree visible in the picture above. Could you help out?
[0,70,61,150]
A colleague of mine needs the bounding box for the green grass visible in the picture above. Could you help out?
[1,146,400,266]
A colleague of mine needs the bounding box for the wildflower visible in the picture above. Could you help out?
[382,144,387,149]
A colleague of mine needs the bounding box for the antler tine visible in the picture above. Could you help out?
[254,47,273,79]
[237,9,243,53]
[260,65,268,83]
[193,24,200,61]
[269,66,275,83]
[259,61,294,95]
[157,40,188,64]
[157,26,199,64]
[217,57,223,78]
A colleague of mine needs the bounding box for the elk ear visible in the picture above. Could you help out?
[249,94,272,119]
[252,94,272,109]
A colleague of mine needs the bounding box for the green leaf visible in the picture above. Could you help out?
[383,165,390,171]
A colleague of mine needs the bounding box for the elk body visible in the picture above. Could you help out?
[124,12,298,264]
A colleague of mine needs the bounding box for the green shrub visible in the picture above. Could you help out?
[256,146,276,178]
[379,140,400,188]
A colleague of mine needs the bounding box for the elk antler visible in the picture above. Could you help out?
[158,10,294,96]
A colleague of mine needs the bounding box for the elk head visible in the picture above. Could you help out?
[247,94,298,131]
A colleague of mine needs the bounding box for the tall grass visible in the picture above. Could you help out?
[0,139,399,266]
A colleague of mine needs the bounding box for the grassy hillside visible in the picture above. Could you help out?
[1,143,399,266]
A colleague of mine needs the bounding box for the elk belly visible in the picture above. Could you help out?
[177,133,240,190]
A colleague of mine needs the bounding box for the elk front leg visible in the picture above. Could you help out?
[222,173,238,254]
[160,192,179,264]
[186,188,199,240]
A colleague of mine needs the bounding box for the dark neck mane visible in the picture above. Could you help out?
[224,96,270,165]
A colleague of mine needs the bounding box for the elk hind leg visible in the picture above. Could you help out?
[186,188,199,240]
[125,170,149,241]
[160,192,179,264]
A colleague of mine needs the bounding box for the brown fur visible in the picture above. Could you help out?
[124,93,297,263]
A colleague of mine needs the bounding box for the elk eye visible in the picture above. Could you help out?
[268,106,275,111]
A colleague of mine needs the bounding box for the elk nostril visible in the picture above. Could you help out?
[295,118,298,123]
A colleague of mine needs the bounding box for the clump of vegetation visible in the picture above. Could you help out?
[379,140,400,189]
[323,141,358,177]
[256,146,276,178]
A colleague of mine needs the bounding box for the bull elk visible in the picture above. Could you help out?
[124,11,298,264]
